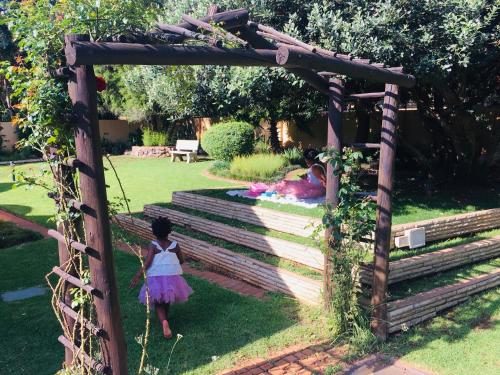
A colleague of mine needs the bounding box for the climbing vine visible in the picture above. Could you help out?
[2,1,164,373]
[315,147,376,341]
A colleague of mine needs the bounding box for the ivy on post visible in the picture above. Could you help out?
[371,83,400,340]
[65,34,128,374]
[323,77,344,308]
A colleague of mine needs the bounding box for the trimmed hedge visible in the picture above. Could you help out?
[201,121,254,161]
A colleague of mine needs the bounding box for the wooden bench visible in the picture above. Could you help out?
[170,140,199,163]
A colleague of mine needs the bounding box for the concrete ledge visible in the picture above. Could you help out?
[114,214,322,304]
[172,191,322,237]
[360,235,500,285]
[143,204,324,270]
[387,268,500,333]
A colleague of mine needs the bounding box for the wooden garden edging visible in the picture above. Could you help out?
[172,191,322,237]
[360,235,500,285]
[387,268,500,333]
[114,214,322,304]
[143,204,324,270]
[391,208,500,248]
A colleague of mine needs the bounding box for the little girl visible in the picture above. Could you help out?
[129,217,193,339]
[268,148,326,199]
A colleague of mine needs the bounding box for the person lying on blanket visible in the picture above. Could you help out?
[249,148,326,199]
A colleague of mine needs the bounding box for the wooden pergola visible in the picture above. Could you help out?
[53,8,415,374]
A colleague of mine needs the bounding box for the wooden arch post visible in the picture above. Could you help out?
[371,84,400,339]
[324,77,344,307]
[65,34,128,374]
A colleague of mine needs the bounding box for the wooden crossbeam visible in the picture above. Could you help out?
[157,24,222,47]
[181,14,249,47]
[58,335,110,374]
[347,93,386,100]
[52,266,97,295]
[48,230,99,258]
[348,142,381,149]
[276,46,416,88]
[62,157,83,169]
[58,301,104,337]
[65,42,278,67]
[237,26,330,94]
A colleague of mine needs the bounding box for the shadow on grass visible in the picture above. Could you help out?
[385,290,500,362]
[0,204,53,228]
[392,183,500,219]
[114,250,313,374]
[0,182,15,194]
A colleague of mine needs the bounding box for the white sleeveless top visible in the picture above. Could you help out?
[307,164,326,186]
[146,240,183,277]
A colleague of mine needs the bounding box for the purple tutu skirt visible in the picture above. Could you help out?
[139,275,193,306]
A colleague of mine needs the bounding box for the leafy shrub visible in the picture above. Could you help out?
[142,128,169,146]
[128,128,143,146]
[254,139,272,154]
[282,147,303,166]
[201,121,254,161]
[229,154,288,181]
[101,138,128,155]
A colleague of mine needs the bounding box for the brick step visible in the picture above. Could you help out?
[360,235,500,285]
[172,191,322,237]
[143,204,324,270]
[114,214,322,305]
[387,267,500,333]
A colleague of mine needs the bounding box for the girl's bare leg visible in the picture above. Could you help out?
[155,303,172,339]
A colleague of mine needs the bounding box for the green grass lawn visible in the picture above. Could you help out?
[195,184,500,225]
[0,158,237,227]
[0,239,328,375]
[384,287,500,375]
[1,156,500,374]
[0,219,42,249]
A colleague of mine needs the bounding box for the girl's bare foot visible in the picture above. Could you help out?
[162,320,172,339]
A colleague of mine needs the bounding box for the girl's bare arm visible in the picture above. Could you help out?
[312,165,327,187]
[129,245,155,288]
[173,244,185,264]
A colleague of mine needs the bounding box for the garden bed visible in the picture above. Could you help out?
[130,145,174,158]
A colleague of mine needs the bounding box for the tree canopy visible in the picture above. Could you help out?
[1,0,498,180]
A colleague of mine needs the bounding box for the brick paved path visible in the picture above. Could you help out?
[220,343,432,375]
[0,209,49,238]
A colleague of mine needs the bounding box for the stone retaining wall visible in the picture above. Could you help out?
[391,208,500,248]
[387,268,500,333]
[114,214,322,304]
[144,204,324,270]
[130,146,173,158]
[172,191,322,238]
[360,235,500,285]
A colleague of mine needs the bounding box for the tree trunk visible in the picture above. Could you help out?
[354,103,371,143]
[269,119,281,152]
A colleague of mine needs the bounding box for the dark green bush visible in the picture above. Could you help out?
[201,121,254,161]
